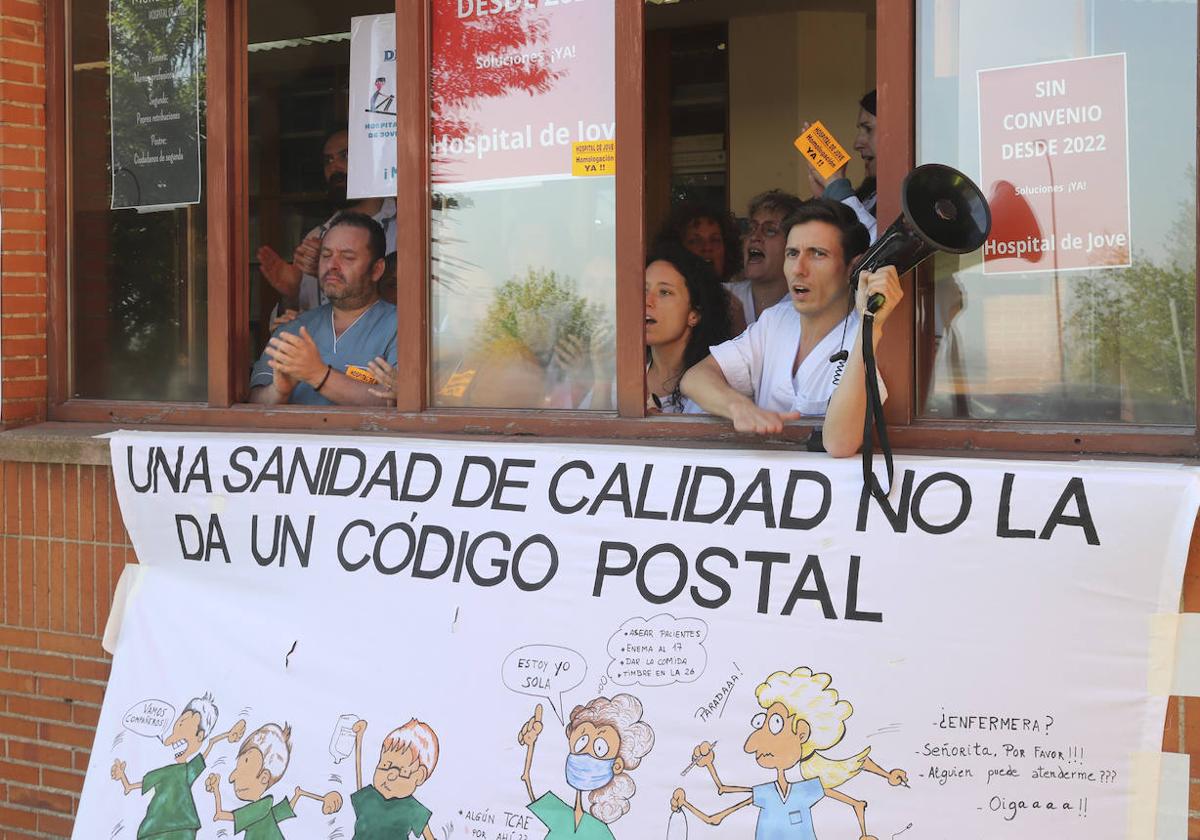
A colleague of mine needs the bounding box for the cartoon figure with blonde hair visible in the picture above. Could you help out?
[518,694,654,839]
[671,667,906,840]
[204,722,342,838]
[348,717,439,839]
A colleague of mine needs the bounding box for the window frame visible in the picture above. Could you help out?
[43,0,1200,458]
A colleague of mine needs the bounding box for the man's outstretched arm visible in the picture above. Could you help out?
[682,356,799,434]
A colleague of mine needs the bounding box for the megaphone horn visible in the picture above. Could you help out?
[857,163,993,314]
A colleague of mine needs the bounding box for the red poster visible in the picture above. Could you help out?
[431,0,615,188]
[977,54,1130,275]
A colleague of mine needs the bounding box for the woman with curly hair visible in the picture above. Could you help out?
[645,242,733,414]
[518,694,655,839]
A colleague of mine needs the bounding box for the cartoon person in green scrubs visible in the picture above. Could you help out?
[347,717,440,839]
[203,722,342,839]
[111,693,246,840]
[517,694,655,839]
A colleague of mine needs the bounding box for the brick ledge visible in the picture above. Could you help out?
[0,422,114,465]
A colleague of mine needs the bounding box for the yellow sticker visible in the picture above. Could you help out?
[344,365,378,385]
[572,140,616,177]
[438,369,477,398]
[794,120,851,180]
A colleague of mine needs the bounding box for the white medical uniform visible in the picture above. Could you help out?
[723,279,787,328]
[708,299,885,417]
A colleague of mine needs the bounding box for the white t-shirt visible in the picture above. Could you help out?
[708,299,885,417]
[840,193,878,243]
[723,279,787,328]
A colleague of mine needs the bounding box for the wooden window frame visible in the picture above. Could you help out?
[43,0,1200,457]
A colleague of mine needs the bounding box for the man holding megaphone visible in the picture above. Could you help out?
[681,198,902,458]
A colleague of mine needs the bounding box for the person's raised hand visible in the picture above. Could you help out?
[269,308,299,335]
[855,266,904,330]
[257,245,302,298]
[800,121,848,196]
[292,235,321,277]
[367,357,397,403]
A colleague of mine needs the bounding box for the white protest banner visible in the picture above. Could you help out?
[76,431,1197,840]
[347,13,398,199]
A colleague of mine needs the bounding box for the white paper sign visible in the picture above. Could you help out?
[347,14,397,200]
[74,432,1198,840]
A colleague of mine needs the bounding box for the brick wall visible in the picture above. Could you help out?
[0,0,48,429]
[0,459,132,838]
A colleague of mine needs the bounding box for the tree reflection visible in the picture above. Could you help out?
[1068,202,1196,424]
[431,9,563,141]
[451,268,601,408]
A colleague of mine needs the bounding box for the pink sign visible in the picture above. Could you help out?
[977,53,1130,274]
[430,0,615,188]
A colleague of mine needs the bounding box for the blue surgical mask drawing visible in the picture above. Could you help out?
[565,752,616,791]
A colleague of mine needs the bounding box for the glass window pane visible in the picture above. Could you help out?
[429,2,616,410]
[247,0,394,401]
[71,0,207,401]
[916,0,1196,424]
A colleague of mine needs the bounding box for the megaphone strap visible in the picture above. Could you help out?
[861,314,895,493]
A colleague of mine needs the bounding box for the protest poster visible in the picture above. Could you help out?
[431,0,615,189]
[978,54,1131,274]
[347,14,398,200]
[109,0,203,210]
[73,431,1196,840]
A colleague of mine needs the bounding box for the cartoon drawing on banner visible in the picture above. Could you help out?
[368,76,395,116]
[110,693,247,839]
[343,716,440,839]
[203,722,343,838]
[605,615,708,688]
[518,694,655,840]
[670,667,907,840]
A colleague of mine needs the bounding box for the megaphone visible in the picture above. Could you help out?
[853,163,991,494]
[858,163,992,313]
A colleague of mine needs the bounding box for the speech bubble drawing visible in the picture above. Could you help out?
[503,645,587,725]
[607,615,708,687]
[122,699,176,739]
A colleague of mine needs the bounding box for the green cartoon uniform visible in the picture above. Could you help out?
[137,754,205,840]
[232,795,296,840]
[528,792,615,840]
[350,786,431,839]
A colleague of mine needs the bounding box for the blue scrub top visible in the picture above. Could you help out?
[751,778,824,840]
[251,300,397,405]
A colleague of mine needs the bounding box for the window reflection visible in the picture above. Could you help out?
[430,1,616,410]
[917,0,1196,424]
[71,0,207,401]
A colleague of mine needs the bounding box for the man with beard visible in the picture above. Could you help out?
[804,90,878,242]
[249,213,397,406]
[725,190,803,329]
[257,128,398,315]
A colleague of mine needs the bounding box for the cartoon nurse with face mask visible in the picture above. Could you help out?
[518,694,655,839]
